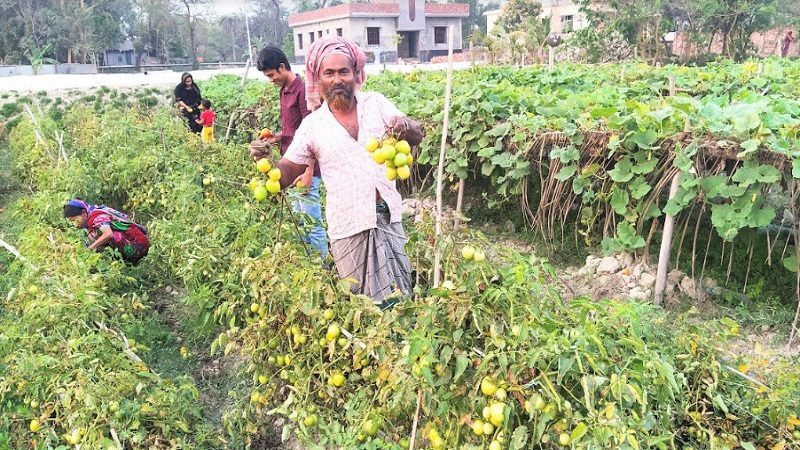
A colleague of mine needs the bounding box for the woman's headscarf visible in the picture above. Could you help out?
[65,199,96,215]
[177,72,201,96]
[304,37,367,111]
[65,199,130,221]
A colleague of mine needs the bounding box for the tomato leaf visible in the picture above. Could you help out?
[570,422,588,442]
[453,354,469,382]
[509,426,528,450]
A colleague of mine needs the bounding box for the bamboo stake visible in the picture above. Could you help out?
[0,237,25,261]
[408,389,424,450]
[224,110,238,142]
[454,178,465,230]
[654,75,678,305]
[432,26,454,289]
[788,181,800,346]
[23,105,44,145]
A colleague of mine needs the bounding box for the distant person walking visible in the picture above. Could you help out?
[782,31,794,58]
[174,72,203,133]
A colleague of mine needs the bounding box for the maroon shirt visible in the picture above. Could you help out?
[280,74,320,177]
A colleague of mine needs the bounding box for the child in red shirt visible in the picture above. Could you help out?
[196,99,216,143]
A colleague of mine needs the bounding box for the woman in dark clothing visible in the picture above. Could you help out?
[174,72,203,133]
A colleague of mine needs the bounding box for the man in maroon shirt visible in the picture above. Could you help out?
[250,47,328,259]
[782,31,794,58]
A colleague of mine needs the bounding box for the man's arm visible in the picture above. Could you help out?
[276,158,308,189]
[294,161,315,189]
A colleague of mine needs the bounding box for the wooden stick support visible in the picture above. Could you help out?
[454,178,465,230]
[241,57,252,88]
[408,389,424,450]
[654,173,680,305]
[432,26,455,289]
[224,111,238,142]
[654,75,678,305]
[0,237,25,261]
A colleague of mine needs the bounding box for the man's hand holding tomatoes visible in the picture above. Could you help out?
[385,116,424,146]
[249,139,270,162]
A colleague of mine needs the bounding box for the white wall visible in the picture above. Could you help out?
[422,18,464,52]
[540,1,588,34]
[350,17,399,52]
[485,10,502,36]
[293,19,352,57]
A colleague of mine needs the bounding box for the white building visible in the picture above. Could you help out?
[484,9,503,36]
[483,0,589,36]
[288,0,470,63]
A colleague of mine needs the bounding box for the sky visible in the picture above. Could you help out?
[196,0,256,17]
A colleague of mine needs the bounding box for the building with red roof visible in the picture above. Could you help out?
[288,0,470,63]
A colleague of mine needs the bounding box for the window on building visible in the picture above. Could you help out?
[434,26,447,45]
[309,32,315,44]
[326,29,330,35]
[367,27,380,46]
[336,28,343,36]
[318,30,323,38]
[561,15,574,32]
[297,33,303,49]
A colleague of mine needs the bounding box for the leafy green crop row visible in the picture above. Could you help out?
[208,60,800,281]
[1,72,799,449]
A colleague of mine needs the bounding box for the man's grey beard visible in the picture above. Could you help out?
[324,84,355,110]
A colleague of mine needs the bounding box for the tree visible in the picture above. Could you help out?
[575,0,786,61]
[493,0,550,62]
[574,0,669,61]
[130,0,183,66]
[496,0,544,34]
[180,0,201,69]
[678,0,779,59]
[295,0,341,13]
[250,0,290,49]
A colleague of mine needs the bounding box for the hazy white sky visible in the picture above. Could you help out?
[196,0,255,17]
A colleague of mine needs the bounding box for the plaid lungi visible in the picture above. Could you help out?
[330,211,412,308]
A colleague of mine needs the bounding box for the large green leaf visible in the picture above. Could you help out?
[732,162,782,187]
[610,188,629,215]
[783,254,798,273]
[748,206,775,228]
[609,158,635,183]
[673,141,698,172]
[629,176,652,199]
[736,138,760,159]
[649,107,674,123]
[555,165,577,182]
[631,129,659,149]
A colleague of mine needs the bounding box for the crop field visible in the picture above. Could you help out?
[1,59,800,450]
